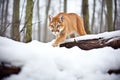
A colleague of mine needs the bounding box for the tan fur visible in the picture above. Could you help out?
[48,13,87,47]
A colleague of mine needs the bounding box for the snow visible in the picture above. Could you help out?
[65,30,120,43]
[0,30,120,80]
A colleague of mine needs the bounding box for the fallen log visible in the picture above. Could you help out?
[60,36,120,50]
[0,36,120,79]
[108,69,120,75]
[0,62,119,80]
[0,62,21,79]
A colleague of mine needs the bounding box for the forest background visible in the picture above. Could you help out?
[0,0,120,43]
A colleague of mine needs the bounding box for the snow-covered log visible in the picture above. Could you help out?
[60,36,120,50]
[0,61,120,79]
[0,30,120,80]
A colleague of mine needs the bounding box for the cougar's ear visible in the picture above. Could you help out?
[59,15,64,22]
[48,15,53,22]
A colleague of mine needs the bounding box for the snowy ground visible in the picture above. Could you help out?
[0,30,120,80]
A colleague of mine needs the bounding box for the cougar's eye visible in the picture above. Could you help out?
[57,25,60,28]
[51,25,54,28]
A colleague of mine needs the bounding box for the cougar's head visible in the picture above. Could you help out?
[48,15,64,36]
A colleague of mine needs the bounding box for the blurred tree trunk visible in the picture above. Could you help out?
[117,0,120,30]
[0,0,5,35]
[113,0,117,30]
[91,0,96,33]
[4,0,9,29]
[25,0,33,42]
[106,0,114,31]
[100,0,105,32]
[0,0,9,36]
[44,0,51,42]
[37,0,41,41]
[82,0,91,34]
[11,0,20,41]
[64,0,67,13]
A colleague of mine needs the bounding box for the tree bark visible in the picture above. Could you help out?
[4,0,9,28]
[44,0,51,42]
[100,0,105,32]
[106,0,114,31]
[113,0,117,30]
[0,0,5,35]
[0,0,9,36]
[91,0,96,33]
[11,0,20,41]
[64,0,67,13]
[82,0,91,34]
[37,0,41,41]
[25,0,33,42]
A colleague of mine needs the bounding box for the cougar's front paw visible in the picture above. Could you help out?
[52,43,59,47]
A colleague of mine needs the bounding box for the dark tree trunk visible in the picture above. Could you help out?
[0,0,9,36]
[91,0,96,33]
[11,0,20,41]
[106,0,114,31]
[100,0,105,32]
[25,0,33,42]
[37,0,41,41]
[113,0,117,30]
[82,0,91,34]
[0,0,5,35]
[64,0,67,13]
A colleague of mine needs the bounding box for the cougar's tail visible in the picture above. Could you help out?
[77,16,87,35]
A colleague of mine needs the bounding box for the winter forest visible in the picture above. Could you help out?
[0,0,120,43]
[0,0,120,80]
